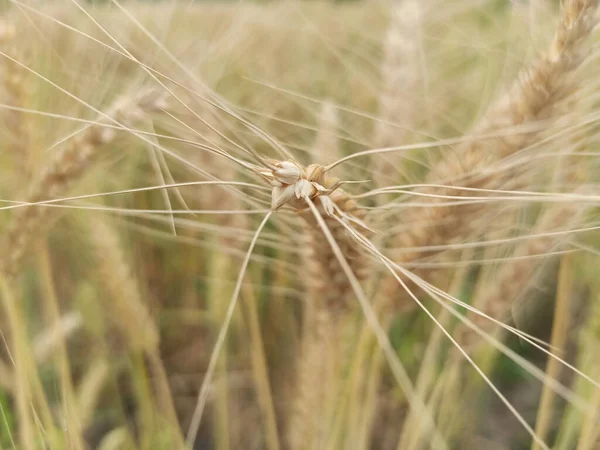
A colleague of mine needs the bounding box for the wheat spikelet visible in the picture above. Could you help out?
[303,97,386,444]
[258,160,369,311]
[300,192,368,310]
[0,88,165,277]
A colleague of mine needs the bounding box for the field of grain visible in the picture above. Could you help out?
[0,1,599,449]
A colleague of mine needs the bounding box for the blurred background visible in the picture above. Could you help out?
[0,1,599,449]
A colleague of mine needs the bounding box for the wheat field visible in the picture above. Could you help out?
[0,0,599,449]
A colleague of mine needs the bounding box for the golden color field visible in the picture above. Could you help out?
[0,1,600,449]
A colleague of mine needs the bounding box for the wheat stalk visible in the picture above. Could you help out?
[532,254,575,450]
[76,358,111,431]
[251,158,371,448]
[576,285,600,450]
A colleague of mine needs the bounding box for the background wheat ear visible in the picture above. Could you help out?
[372,0,423,189]
[84,214,184,445]
[86,217,159,354]
[378,0,599,314]
[0,19,29,177]
[0,87,166,278]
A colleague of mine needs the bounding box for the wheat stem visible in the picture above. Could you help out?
[37,244,84,449]
[532,254,575,449]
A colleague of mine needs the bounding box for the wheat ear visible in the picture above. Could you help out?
[383,0,598,310]
[87,217,159,353]
[297,189,367,448]
[86,216,184,446]
[0,20,29,175]
[373,0,422,188]
[256,160,368,449]
[0,88,165,277]
[312,100,340,167]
